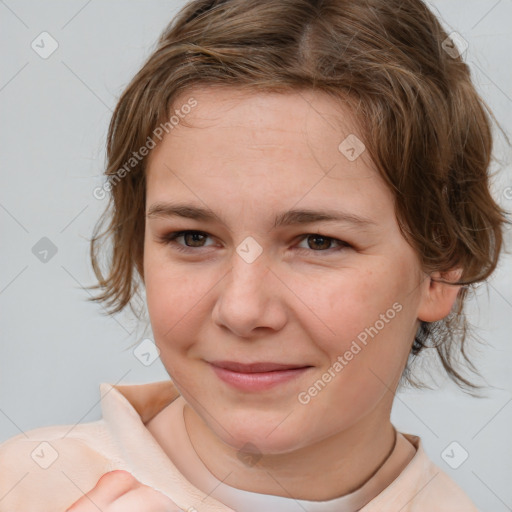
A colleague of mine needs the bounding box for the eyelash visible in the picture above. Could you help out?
[157,230,351,255]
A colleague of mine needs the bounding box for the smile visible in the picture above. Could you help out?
[208,361,313,391]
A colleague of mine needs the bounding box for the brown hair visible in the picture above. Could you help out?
[87,0,510,395]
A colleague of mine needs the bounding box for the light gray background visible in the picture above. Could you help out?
[1,1,511,510]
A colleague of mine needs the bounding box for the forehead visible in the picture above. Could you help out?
[145,87,395,226]
[165,87,364,151]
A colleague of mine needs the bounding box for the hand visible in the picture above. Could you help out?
[66,470,183,511]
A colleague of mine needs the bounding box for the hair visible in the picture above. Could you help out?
[87,0,510,395]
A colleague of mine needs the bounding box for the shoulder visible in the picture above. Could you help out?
[401,434,480,511]
[364,433,480,512]
[0,421,116,511]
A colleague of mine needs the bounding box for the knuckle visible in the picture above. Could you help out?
[99,469,137,487]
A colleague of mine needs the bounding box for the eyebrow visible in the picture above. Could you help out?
[146,202,378,230]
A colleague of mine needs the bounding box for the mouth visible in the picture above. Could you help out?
[210,360,311,372]
[208,360,313,391]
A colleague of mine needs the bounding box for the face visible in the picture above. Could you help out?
[143,87,444,455]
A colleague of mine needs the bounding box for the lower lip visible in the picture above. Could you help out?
[210,365,311,391]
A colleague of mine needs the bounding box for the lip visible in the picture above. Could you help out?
[208,360,313,391]
[210,360,310,372]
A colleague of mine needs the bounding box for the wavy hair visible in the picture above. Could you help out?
[87,0,510,395]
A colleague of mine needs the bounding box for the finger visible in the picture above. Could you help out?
[66,470,139,510]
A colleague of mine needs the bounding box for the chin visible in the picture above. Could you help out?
[213,412,310,456]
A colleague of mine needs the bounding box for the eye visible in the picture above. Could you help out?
[157,230,351,256]
[157,230,215,253]
[295,234,351,253]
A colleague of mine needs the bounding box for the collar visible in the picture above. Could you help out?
[99,380,431,512]
[110,379,181,424]
[100,380,234,512]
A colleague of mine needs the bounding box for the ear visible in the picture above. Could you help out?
[417,268,463,323]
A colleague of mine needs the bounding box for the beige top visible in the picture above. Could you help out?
[149,392,417,511]
[0,380,480,512]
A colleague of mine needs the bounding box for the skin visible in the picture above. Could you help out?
[66,470,180,510]
[142,87,462,501]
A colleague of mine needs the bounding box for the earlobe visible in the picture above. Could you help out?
[417,268,463,323]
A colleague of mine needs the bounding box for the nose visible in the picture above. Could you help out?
[211,249,287,339]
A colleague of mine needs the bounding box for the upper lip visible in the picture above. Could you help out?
[209,361,311,373]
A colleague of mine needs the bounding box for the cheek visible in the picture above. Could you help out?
[145,273,198,335]
[310,267,400,343]
[311,263,417,380]
[143,253,216,357]
[305,297,412,430]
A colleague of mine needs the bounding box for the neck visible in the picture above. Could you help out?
[182,400,397,501]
